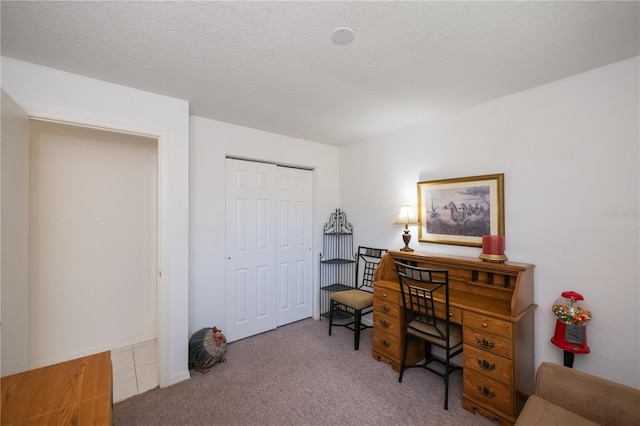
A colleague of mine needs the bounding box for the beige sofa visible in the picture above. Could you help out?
[515,362,640,425]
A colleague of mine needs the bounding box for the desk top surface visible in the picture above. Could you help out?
[1,351,112,426]
[374,250,535,319]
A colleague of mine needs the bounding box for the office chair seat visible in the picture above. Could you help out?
[330,289,374,311]
[406,317,463,347]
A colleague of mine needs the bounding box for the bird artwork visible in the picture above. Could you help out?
[188,326,227,374]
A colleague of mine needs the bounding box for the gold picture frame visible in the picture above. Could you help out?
[418,173,504,247]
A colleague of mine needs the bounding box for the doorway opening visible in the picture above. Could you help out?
[29,119,159,401]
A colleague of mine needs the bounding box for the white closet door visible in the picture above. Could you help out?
[225,159,277,342]
[276,166,313,326]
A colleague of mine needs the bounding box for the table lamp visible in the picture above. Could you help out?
[394,205,419,251]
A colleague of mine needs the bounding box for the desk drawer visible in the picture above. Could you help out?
[464,344,513,387]
[373,298,400,317]
[463,328,513,359]
[373,286,401,305]
[373,311,400,336]
[435,303,462,324]
[464,369,514,417]
[464,311,513,340]
[372,329,400,359]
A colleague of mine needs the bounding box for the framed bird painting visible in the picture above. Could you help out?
[417,173,504,247]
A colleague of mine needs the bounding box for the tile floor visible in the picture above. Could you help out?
[111,340,159,403]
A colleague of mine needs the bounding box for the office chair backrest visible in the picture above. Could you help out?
[395,261,450,341]
[356,247,387,293]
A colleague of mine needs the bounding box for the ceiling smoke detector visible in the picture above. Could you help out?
[331,27,355,45]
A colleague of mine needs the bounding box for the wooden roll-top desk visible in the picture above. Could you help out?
[372,250,535,426]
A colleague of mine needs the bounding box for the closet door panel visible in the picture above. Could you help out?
[225,159,277,341]
[276,167,313,326]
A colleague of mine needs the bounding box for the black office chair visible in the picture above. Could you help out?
[328,246,387,350]
[395,261,463,410]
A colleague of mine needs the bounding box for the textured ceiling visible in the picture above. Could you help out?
[2,1,639,146]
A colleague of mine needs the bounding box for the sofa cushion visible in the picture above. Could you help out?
[534,362,640,425]
[515,395,599,426]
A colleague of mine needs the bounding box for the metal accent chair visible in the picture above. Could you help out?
[395,261,463,410]
[328,246,387,350]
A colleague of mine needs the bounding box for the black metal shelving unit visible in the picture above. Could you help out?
[319,209,355,319]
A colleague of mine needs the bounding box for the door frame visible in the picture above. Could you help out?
[21,108,171,385]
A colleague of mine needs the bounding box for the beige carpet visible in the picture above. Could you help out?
[113,318,497,425]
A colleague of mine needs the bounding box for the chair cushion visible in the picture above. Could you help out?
[330,289,374,310]
[407,318,463,347]
[514,395,599,426]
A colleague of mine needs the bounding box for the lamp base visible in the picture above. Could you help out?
[479,253,508,263]
[400,229,414,251]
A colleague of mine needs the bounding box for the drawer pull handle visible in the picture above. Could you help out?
[380,320,390,328]
[481,322,488,328]
[478,386,496,399]
[382,340,390,348]
[476,337,495,349]
[449,312,453,317]
[382,305,391,313]
[382,293,387,297]
[477,359,496,371]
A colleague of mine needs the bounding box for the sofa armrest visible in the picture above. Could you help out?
[535,362,640,426]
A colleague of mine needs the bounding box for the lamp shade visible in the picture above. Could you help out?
[394,205,419,225]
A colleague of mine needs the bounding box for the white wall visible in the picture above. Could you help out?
[340,57,640,388]
[28,121,158,368]
[1,57,190,386]
[1,89,30,375]
[189,116,340,334]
